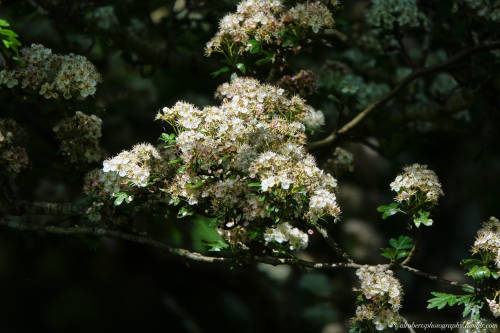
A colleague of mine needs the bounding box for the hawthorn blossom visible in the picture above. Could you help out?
[390,163,443,204]
[0,44,100,99]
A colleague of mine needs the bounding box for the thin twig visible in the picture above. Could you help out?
[401,228,421,266]
[398,264,474,290]
[308,41,500,151]
[312,223,354,263]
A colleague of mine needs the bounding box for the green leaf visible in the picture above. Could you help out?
[466,265,491,280]
[377,202,401,219]
[160,133,176,143]
[191,216,227,252]
[248,39,260,54]
[0,29,18,37]
[255,57,272,66]
[462,286,475,294]
[168,158,183,165]
[427,292,457,310]
[428,291,483,320]
[236,63,246,74]
[211,66,230,77]
[413,210,433,227]
[380,236,413,262]
[282,38,295,47]
[247,182,261,188]
[0,19,10,27]
[203,239,229,252]
[177,206,194,218]
[113,192,133,206]
[177,165,187,174]
[380,247,398,261]
[389,235,414,250]
[461,258,483,269]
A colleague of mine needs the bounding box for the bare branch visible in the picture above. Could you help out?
[398,264,474,291]
[0,214,474,292]
[312,223,354,263]
[0,215,360,270]
[308,41,500,151]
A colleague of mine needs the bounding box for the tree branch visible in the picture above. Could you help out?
[0,214,474,292]
[398,264,474,290]
[308,41,500,151]
[11,200,83,216]
[312,223,354,263]
[0,215,360,270]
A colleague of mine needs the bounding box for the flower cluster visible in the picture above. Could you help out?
[103,143,165,187]
[461,319,498,333]
[263,222,309,250]
[84,168,125,198]
[366,0,429,31]
[328,147,354,173]
[0,44,100,100]
[486,297,500,318]
[278,70,318,97]
[472,216,500,269]
[282,1,335,33]
[353,265,403,331]
[205,0,335,56]
[153,77,339,249]
[53,111,103,165]
[0,118,28,177]
[390,163,443,205]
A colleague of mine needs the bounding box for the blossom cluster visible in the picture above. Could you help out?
[263,222,309,250]
[84,168,125,198]
[472,216,500,269]
[0,44,100,100]
[53,111,103,165]
[0,118,28,177]
[366,0,429,31]
[282,1,335,33]
[205,0,335,56]
[278,69,318,97]
[486,297,500,318]
[461,319,498,333]
[390,163,443,205]
[328,146,354,173]
[353,265,403,331]
[143,77,337,249]
[103,143,165,188]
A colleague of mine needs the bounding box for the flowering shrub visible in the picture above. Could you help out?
[1,0,500,331]
[0,44,100,99]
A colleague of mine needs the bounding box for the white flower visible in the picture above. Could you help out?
[102,143,161,187]
[472,216,500,269]
[486,298,500,318]
[0,44,100,100]
[264,222,308,250]
[353,265,403,330]
[390,163,443,204]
